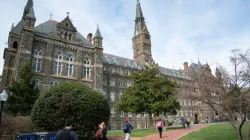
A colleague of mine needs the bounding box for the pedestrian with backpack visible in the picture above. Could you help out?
[55,118,78,140]
[156,118,164,138]
[123,119,133,140]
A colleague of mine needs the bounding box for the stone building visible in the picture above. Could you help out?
[1,0,216,129]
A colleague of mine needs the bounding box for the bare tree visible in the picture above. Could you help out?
[189,49,250,140]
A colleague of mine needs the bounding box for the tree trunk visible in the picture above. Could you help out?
[149,113,153,128]
[248,122,250,140]
[237,128,243,140]
[237,120,245,140]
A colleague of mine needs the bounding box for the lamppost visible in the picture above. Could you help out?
[0,90,8,125]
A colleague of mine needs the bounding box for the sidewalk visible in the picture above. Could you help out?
[107,124,210,140]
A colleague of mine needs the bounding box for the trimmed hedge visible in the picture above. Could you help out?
[31,82,110,137]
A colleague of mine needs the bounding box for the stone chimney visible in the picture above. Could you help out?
[183,62,188,72]
[87,33,93,43]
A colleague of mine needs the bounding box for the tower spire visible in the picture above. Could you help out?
[23,0,35,18]
[134,0,145,36]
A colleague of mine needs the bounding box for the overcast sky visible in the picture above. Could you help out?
[0,0,250,74]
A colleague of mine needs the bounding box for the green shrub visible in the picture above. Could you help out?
[31,82,110,137]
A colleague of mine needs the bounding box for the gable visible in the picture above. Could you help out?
[57,16,76,31]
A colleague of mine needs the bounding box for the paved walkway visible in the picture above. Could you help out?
[107,124,210,140]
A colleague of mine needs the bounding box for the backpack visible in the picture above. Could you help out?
[157,121,163,128]
[60,129,72,140]
[123,124,129,133]
[95,129,102,139]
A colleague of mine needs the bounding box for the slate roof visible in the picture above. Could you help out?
[26,6,36,18]
[34,20,92,46]
[102,53,189,79]
[11,20,24,34]
[94,26,102,38]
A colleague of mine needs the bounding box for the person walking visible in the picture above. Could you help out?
[55,118,78,140]
[100,122,108,140]
[95,124,103,140]
[156,118,164,138]
[181,118,186,129]
[123,119,133,140]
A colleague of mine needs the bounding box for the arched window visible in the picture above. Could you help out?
[13,41,18,49]
[54,52,63,75]
[69,34,72,40]
[83,58,90,79]
[29,21,31,27]
[32,49,42,72]
[59,31,64,38]
[66,54,73,76]
[64,32,68,39]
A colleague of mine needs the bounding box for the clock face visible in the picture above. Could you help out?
[145,34,150,40]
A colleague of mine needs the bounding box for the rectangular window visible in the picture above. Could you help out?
[120,112,124,117]
[83,67,90,79]
[66,64,73,76]
[32,58,41,72]
[127,82,131,87]
[110,80,115,86]
[119,82,123,87]
[119,92,123,99]
[54,62,62,75]
[111,92,115,101]
[136,114,140,117]
[111,108,115,117]
[83,58,90,79]
[184,100,186,106]
[128,112,132,117]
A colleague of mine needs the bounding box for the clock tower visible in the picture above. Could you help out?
[132,0,154,64]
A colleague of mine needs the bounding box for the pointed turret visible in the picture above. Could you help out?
[198,58,203,68]
[23,0,35,18]
[21,0,36,31]
[94,25,103,39]
[134,0,145,36]
[215,67,222,77]
[93,25,103,48]
[11,23,14,31]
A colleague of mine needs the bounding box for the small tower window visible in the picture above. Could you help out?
[69,34,72,40]
[13,41,18,49]
[64,32,68,40]
[59,31,64,38]
[66,23,69,26]
[29,21,31,27]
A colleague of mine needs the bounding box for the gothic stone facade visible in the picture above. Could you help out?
[1,0,216,130]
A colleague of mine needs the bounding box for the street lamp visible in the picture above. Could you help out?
[0,90,8,125]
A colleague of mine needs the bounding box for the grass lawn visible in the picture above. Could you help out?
[180,122,249,140]
[107,126,181,138]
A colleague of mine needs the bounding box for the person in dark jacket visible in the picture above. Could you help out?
[123,119,133,140]
[55,118,78,140]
